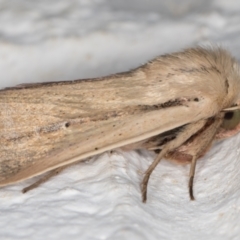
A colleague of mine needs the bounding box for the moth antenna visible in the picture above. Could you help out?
[141,148,168,203]
[22,166,67,193]
[222,106,240,112]
[189,156,197,200]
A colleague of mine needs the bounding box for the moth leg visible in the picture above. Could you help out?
[141,119,208,203]
[185,116,224,200]
[189,156,197,200]
[22,166,67,193]
[141,147,169,203]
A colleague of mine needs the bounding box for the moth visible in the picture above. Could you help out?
[1,46,240,202]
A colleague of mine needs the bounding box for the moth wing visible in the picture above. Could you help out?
[0,86,210,186]
[1,46,230,186]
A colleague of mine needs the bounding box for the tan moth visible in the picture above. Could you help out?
[1,46,240,202]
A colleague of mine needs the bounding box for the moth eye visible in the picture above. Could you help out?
[222,110,240,130]
[224,112,234,120]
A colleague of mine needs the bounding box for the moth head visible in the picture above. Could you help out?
[222,110,240,130]
[216,109,240,139]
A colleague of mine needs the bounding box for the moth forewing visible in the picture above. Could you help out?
[1,46,240,202]
[0,102,206,185]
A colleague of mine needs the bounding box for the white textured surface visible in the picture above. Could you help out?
[1,1,240,239]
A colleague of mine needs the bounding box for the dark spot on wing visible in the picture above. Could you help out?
[65,122,70,128]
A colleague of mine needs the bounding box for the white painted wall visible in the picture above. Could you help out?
[1,1,240,239]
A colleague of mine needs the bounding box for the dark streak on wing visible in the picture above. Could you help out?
[225,77,229,94]
[0,71,135,91]
[176,65,221,74]
[138,99,185,110]
[142,125,186,151]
